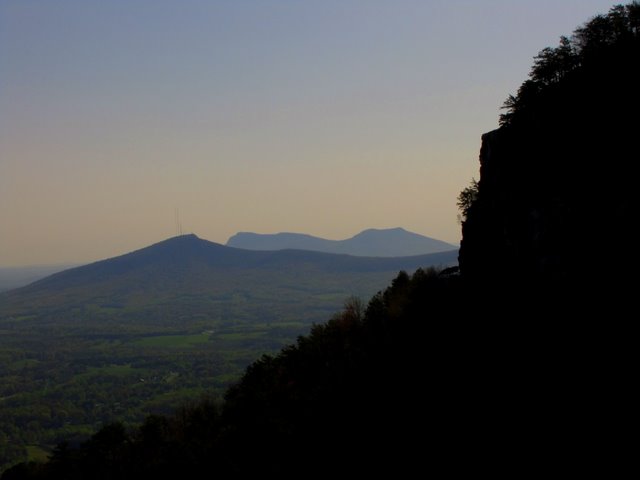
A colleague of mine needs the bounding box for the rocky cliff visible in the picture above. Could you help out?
[459,8,639,289]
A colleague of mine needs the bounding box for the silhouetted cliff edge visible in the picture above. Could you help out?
[460,5,638,296]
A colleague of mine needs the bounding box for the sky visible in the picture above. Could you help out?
[0,0,620,267]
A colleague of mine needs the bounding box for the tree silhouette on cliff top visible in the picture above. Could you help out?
[499,3,639,126]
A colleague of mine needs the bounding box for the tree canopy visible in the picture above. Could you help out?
[499,3,639,126]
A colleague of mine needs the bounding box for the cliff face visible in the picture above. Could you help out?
[459,44,638,288]
[459,128,577,283]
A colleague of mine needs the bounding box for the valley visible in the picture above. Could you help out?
[0,234,456,468]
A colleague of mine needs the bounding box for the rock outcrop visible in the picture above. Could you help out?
[459,22,638,290]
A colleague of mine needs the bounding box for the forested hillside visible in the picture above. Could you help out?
[2,269,489,478]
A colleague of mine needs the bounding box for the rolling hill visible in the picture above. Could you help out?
[1,234,458,325]
[226,227,456,256]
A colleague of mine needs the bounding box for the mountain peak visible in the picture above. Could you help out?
[167,233,200,242]
[125,233,213,257]
[227,228,456,257]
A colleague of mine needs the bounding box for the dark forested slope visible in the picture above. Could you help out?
[2,270,485,478]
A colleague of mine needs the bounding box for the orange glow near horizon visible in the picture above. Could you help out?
[0,0,618,266]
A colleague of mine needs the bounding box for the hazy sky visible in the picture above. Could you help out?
[0,0,619,266]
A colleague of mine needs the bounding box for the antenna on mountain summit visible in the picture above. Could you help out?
[175,208,183,237]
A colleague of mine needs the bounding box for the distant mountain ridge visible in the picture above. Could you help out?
[226,227,456,257]
[0,234,458,319]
